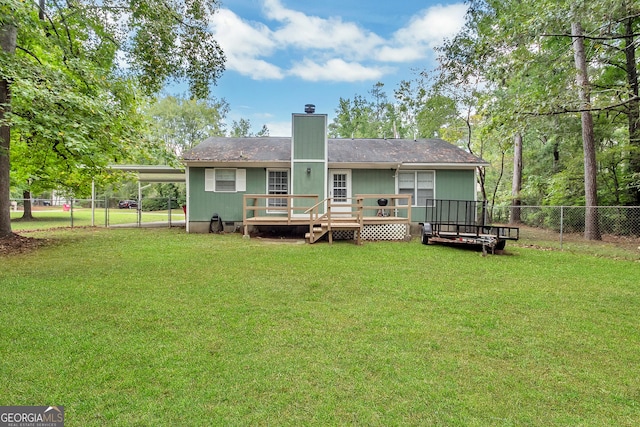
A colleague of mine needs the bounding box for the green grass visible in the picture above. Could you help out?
[1,228,639,426]
[10,208,185,230]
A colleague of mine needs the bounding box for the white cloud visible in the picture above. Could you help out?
[388,4,468,59]
[263,0,383,60]
[400,3,467,44]
[209,1,467,82]
[376,46,425,63]
[289,58,391,82]
[264,120,293,137]
[209,8,284,79]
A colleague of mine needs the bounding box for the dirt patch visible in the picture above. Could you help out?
[254,236,306,245]
[0,233,50,256]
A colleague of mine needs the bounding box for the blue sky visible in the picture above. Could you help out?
[201,0,468,136]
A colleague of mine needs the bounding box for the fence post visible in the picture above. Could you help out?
[70,198,74,228]
[168,196,172,227]
[560,206,564,250]
[105,196,109,227]
[91,180,95,227]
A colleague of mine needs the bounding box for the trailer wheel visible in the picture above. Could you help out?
[495,240,506,250]
[421,233,429,245]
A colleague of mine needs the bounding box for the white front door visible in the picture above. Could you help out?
[329,170,351,214]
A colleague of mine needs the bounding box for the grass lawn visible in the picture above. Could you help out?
[1,228,639,426]
[10,208,185,230]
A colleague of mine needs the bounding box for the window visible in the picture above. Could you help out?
[215,169,236,192]
[205,168,246,192]
[397,171,435,206]
[267,169,289,208]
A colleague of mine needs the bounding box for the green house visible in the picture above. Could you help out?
[182,111,487,239]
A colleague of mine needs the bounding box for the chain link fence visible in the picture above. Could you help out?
[489,205,640,249]
[9,197,640,247]
[9,197,186,231]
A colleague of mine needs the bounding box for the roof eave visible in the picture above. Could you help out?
[183,160,290,168]
[328,162,487,169]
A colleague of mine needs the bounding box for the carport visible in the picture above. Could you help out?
[103,165,186,228]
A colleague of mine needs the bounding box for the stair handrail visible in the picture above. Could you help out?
[304,198,329,242]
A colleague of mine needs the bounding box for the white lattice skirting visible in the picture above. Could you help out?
[333,224,409,241]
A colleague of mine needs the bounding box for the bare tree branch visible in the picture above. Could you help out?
[518,95,640,116]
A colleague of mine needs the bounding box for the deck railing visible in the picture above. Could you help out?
[243,194,321,223]
[242,193,413,240]
[355,194,412,222]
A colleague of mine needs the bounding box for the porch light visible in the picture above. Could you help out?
[306,167,311,175]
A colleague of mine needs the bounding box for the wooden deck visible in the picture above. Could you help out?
[243,215,408,226]
[243,194,412,244]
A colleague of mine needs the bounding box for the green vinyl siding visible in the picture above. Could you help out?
[188,167,266,222]
[188,166,477,224]
[292,115,326,160]
[293,163,325,211]
[350,168,477,220]
[351,169,396,195]
[435,169,476,200]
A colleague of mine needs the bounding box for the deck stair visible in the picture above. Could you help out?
[304,197,364,244]
[305,217,363,244]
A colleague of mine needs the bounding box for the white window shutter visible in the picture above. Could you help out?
[236,169,246,192]
[204,169,215,192]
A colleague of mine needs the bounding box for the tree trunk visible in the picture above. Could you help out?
[511,132,523,224]
[572,22,601,240]
[624,16,640,204]
[0,24,17,238]
[21,190,34,220]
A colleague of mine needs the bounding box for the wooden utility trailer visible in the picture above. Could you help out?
[420,199,519,253]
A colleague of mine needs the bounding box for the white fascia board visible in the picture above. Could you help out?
[328,162,486,170]
[183,161,290,168]
[400,162,487,169]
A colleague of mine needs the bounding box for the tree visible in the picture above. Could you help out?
[229,118,269,137]
[434,0,640,239]
[0,0,226,237]
[329,83,406,139]
[146,95,229,157]
[572,20,600,240]
[230,118,251,137]
[510,133,522,224]
[0,22,16,235]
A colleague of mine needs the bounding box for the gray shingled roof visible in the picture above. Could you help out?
[183,137,487,165]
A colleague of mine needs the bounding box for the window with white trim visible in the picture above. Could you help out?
[267,169,289,208]
[397,171,435,206]
[205,168,246,192]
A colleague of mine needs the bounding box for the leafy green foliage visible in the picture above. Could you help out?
[329,82,406,139]
[229,118,269,137]
[433,0,640,208]
[146,95,229,157]
[1,0,226,235]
